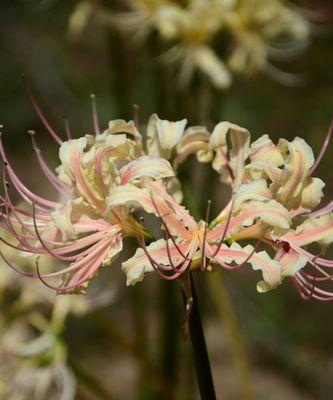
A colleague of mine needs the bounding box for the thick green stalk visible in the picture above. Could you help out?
[182,274,217,400]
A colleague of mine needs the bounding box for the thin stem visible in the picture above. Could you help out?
[181,274,216,400]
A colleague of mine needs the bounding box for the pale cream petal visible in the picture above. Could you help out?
[174,126,213,168]
[210,121,250,188]
[301,177,325,210]
[239,200,290,230]
[276,137,315,207]
[233,179,272,212]
[193,46,232,89]
[249,134,284,166]
[278,249,308,277]
[284,213,333,248]
[122,239,187,285]
[120,155,174,184]
[213,242,282,292]
[147,113,187,159]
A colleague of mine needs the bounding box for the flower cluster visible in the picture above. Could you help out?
[0,92,332,300]
[75,0,311,88]
[0,224,115,399]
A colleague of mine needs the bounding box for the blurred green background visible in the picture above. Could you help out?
[0,1,333,399]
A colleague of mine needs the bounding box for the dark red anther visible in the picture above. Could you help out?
[282,241,291,253]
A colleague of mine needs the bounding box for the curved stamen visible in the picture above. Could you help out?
[29,131,72,197]
[309,118,333,175]
[307,200,333,218]
[23,79,63,145]
[0,138,58,209]
[201,200,211,271]
[211,199,234,258]
[297,271,315,300]
[0,249,38,278]
[35,239,111,292]
[63,116,72,140]
[91,94,101,136]
[134,218,184,280]
[150,193,190,261]
[295,273,333,301]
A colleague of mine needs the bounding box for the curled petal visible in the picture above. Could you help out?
[147,114,187,159]
[239,200,290,230]
[193,46,232,89]
[210,121,250,188]
[249,134,284,166]
[233,179,272,212]
[301,177,325,210]
[283,213,333,248]
[246,161,282,187]
[213,242,282,292]
[120,155,174,185]
[122,238,191,285]
[106,183,194,240]
[106,119,142,141]
[174,126,213,168]
[276,137,315,206]
[276,248,308,278]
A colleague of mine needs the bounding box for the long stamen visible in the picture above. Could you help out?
[294,273,333,301]
[29,130,73,196]
[31,201,77,261]
[201,200,211,271]
[164,230,184,273]
[134,218,183,280]
[23,78,63,145]
[0,249,38,278]
[91,94,101,136]
[309,118,333,175]
[133,104,140,129]
[308,200,333,218]
[63,116,72,140]
[150,193,190,261]
[0,138,58,209]
[211,200,234,258]
[297,271,315,300]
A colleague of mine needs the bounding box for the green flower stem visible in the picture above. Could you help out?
[206,271,255,400]
[182,274,217,400]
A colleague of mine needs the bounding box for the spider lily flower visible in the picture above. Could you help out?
[115,119,333,301]
[108,180,282,292]
[102,0,310,88]
[209,120,333,300]
[0,306,76,400]
[0,94,174,294]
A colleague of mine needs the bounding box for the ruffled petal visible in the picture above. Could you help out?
[174,126,213,168]
[147,114,187,159]
[283,213,333,248]
[276,137,315,207]
[122,238,190,285]
[120,155,174,185]
[210,121,250,188]
[212,242,282,292]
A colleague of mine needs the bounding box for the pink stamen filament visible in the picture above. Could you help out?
[24,80,63,145]
[309,118,333,175]
[91,94,101,136]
